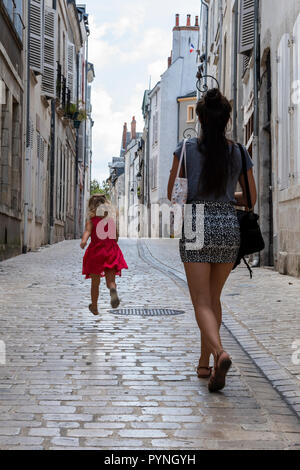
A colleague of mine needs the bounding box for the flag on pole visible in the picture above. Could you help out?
[190,43,195,53]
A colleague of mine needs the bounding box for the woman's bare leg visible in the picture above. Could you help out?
[90,274,101,310]
[184,263,223,357]
[197,263,234,365]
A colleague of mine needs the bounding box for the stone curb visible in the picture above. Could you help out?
[138,239,300,421]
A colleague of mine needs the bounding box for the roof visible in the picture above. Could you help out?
[177,91,197,101]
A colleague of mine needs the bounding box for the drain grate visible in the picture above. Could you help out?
[109,308,185,317]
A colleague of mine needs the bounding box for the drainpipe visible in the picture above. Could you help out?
[23,0,31,253]
[81,30,90,234]
[218,0,223,89]
[74,51,80,239]
[49,0,57,244]
[200,1,209,93]
[147,102,151,239]
[253,0,260,139]
[232,0,239,142]
[252,0,261,267]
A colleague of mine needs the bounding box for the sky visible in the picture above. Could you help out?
[83,0,201,183]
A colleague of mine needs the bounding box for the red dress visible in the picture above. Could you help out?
[82,216,128,279]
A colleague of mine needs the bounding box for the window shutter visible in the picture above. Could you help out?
[277,34,291,190]
[293,15,300,183]
[41,6,57,99]
[239,0,255,54]
[67,42,76,102]
[29,0,44,74]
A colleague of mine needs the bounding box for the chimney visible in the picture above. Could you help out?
[131,116,136,140]
[187,14,191,27]
[175,13,179,27]
[122,122,127,151]
[195,16,199,27]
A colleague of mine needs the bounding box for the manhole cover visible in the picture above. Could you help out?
[109,308,185,317]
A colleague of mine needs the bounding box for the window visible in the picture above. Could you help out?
[277,33,291,190]
[35,133,45,219]
[293,14,300,183]
[244,112,254,150]
[239,0,255,54]
[151,156,158,189]
[152,112,158,145]
[3,0,23,41]
[187,105,195,123]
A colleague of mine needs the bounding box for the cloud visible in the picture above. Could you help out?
[91,84,145,181]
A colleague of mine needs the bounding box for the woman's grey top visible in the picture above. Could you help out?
[174,137,254,204]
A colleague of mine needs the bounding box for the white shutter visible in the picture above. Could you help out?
[293,15,300,183]
[29,0,44,74]
[41,7,57,99]
[239,0,255,54]
[67,42,76,102]
[278,34,291,191]
[78,51,82,103]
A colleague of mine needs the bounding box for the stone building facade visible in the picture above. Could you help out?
[0,0,94,260]
[0,0,25,260]
[199,0,300,277]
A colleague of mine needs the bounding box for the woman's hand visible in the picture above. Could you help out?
[80,240,87,250]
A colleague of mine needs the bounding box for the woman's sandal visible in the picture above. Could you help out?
[89,304,99,316]
[208,350,232,393]
[197,366,213,379]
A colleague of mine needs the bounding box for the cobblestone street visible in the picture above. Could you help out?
[0,239,299,450]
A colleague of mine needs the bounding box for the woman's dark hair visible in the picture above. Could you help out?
[196,88,232,197]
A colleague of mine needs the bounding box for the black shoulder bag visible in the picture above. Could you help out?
[233,144,265,278]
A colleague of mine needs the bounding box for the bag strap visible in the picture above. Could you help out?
[176,139,187,179]
[237,143,253,211]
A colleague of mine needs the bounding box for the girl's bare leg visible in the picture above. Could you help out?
[105,269,117,290]
[105,269,120,309]
[91,274,101,310]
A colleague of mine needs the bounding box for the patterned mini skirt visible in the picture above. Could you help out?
[179,201,241,264]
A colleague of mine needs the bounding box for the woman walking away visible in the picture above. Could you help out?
[168,88,257,392]
[81,194,128,316]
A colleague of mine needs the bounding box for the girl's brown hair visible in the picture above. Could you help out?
[196,88,233,197]
[88,194,107,219]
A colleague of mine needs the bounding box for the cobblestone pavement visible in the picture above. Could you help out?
[142,239,300,418]
[0,239,299,450]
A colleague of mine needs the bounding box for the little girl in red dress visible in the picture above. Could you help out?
[81,194,128,316]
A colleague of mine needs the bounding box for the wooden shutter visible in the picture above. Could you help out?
[67,42,76,102]
[41,6,57,98]
[277,34,291,190]
[293,15,300,183]
[239,0,255,54]
[29,0,44,74]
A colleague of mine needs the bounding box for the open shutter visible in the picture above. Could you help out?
[293,15,300,183]
[41,6,57,98]
[29,0,44,74]
[239,0,255,54]
[67,42,75,102]
[277,34,291,191]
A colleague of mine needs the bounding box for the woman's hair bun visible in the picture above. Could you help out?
[204,88,222,106]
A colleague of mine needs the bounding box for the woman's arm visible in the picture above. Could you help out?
[235,168,257,208]
[80,220,93,249]
[167,154,184,201]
